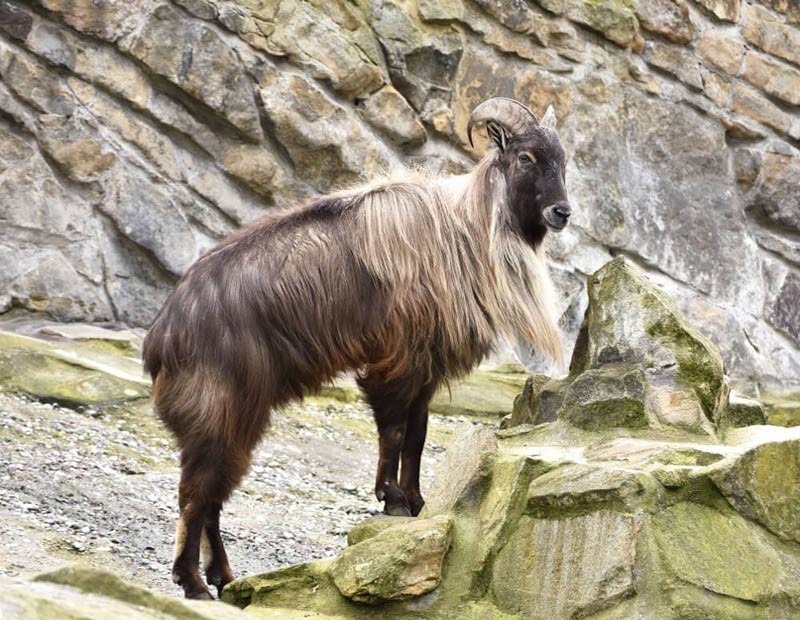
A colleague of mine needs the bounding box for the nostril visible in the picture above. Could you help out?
[554,203,572,219]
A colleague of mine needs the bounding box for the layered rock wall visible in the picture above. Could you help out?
[0,0,797,388]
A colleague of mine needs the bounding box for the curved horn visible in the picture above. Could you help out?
[467,97,539,148]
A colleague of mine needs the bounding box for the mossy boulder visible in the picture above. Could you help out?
[225,421,800,619]
[0,566,248,620]
[511,258,728,435]
[572,257,728,428]
[711,437,800,545]
[720,392,768,428]
[329,515,453,604]
[0,329,150,407]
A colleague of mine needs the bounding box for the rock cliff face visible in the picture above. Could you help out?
[0,0,797,389]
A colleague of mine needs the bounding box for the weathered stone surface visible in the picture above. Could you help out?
[743,4,800,66]
[36,114,117,181]
[749,152,800,237]
[127,3,263,140]
[508,374,552,427]
[570,90,763,315]
[731,83,792,135]
[759,0,800,23]
[228,417,800,620]
[30,566,247,620]
[722,392,767,428]
[647,42,703,90]
[711,440,800,546]
[0,0,797,394]
[526,464,646,514]
[329,515,453,604]
[421,425,498,516]
[259,71,394,191]
[572,258,727,427]
[742,50,800,106]
[2,576,247,619]
[358,85,426,146]
[559,366,650,430]
[102,168,199,278]
[696,30,744,75]
[635,0,693,43]
[651,502,783,602]
[701,67,731,107]
[38,0,148,42]
[346,515,415,546]
[561,0,644,50]
[431,367,528,417]
[492,511,637,618]
[691,0,740,22]
[0,1,32,40]
[248,0,385,99]
[767,272,800,343]
[366,0,463,111]
[0,329,150,406]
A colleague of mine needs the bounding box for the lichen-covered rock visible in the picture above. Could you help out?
[0,566,249,620]
[507,373,552,427]
[420,425,497,516]
[526,464,647,515]
[571,257,727,430]
[711,438,800,544]
[329,515,453,604]
[650,502,783,603]
[492,510,638,618]
[721,393,767,428]
[0,329,150,406]
[557,365,650,430]
[227,419,800,619]
[346,515,415,546]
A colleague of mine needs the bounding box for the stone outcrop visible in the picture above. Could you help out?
[511,258,728,435]
[2,566,250,620]
[221,422,800,619]
[0,317,150,407]
[0,0,797,394]
[217,260,800,619]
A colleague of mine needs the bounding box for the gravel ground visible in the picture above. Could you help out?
[0,391,484,597]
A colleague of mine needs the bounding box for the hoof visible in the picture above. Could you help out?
[384,502,412,517]
[185,588,214,601]
[409,497,425,517]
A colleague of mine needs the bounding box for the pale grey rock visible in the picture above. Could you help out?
[127,3,263,141]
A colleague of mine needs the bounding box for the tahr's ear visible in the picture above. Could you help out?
[486,120,512,151]
[541,105,557,131]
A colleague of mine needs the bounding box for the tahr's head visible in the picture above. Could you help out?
[468,97,571,245]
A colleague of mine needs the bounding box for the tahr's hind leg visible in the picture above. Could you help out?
[400,385,435,516]
[173,480,213,600]
[173,442,252,599]
[202,502,235,597]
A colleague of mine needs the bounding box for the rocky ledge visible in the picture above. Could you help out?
[219,258,800,619]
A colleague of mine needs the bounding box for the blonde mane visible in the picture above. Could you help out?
[347,152,564,378]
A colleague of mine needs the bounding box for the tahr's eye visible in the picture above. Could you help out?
[519,151,536,164]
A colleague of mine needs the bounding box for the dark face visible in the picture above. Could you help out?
[489,122,571,246]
